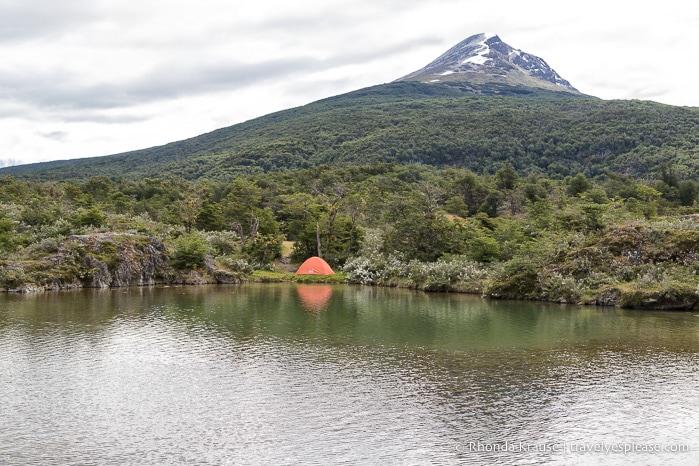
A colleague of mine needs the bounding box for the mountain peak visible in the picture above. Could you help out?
[396,33,578,93]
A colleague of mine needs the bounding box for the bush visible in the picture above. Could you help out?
[342,253,489,290]
[206,231,241,256]
[0,266,27,288]
[72,206,107,228]
[217,256,254,274]
[485,258,541,300]
[172,233,210,269]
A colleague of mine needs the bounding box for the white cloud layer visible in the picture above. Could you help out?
[0,0,697,167]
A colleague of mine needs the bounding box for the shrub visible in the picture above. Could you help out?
[72,206,107,228]
[206,231,241,256]
[172,233,210,269]
[217,256,254,274]
[0,266,27,288]
[342,254,488,289]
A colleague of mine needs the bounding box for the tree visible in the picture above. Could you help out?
[529,199,553,229]
[381,192,465,262]
[222,179,263,219]
[174,198,200,233]
[291,212,363,266]
[444,196,469,218]
[478,192,500,218]
[566,173,592,197]
[448,169,488,216]
[73,206,107,228]
[242,234,283,264]
[495,162,519,191]
[195,200,226,231]
[495,163,521,215]
[20,199,61,227]
[678,180,698,206]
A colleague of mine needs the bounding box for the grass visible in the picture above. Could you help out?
[248,270,347,284]
[281,241,295,257]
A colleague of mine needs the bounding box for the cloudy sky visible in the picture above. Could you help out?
[0,0,696,167]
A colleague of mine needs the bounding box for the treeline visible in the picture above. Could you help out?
[2,163,699,307]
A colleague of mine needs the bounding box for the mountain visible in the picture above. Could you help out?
[396,33,578,93]
[1,34,697,182]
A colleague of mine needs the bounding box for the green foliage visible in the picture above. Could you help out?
[478,192,500,217]
[444,196,469,217]
[467,235,501,262]
[495,162,519,191]
[566,173,592,197]
[290,213,362,266]
[0,265,27,288]
[381,210,464,262]
[678,180,699,206]
[72,206,107,228]
[20,200,61,227]
[242,234,283,264]
[485,258,542,300]
[217,256,254,274]
[1,147,699,307]
[195,200,226,231]
[206,231,240,256]
[529,199,553,229]
[0,215,16,254]
[172,233,210,269]
[2,83,697,183]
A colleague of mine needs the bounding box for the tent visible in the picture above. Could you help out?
[295,256,335,275]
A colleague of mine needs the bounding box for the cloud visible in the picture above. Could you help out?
[0,0,98,43]
[0,31,436,116]
[39,131,68,141]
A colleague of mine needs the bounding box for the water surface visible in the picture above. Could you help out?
[1,284,697,465]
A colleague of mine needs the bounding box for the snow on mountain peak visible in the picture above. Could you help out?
[396,33,578,93]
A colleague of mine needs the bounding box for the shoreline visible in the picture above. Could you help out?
[3,272,697,312]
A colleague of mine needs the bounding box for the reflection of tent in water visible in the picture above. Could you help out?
[296,285,334,313]
[295,256,335,275]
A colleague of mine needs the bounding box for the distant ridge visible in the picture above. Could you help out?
[396,33,578,93]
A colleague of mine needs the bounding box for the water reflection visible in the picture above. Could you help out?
[1,284,698,465]
[296,284,334,314]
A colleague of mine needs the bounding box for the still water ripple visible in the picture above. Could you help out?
[1,285,698,465]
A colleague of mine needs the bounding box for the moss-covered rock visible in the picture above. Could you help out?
[0,233,171,291]
[599,283,698,310]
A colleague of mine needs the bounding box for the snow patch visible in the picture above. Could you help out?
[440,70,455,76]
[464,54,489,65]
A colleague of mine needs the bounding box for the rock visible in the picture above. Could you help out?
[74,234,168,288]
[596,287,621,307]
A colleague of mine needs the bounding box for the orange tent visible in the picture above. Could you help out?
[295,256,335,275]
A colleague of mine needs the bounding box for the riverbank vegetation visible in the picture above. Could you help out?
[1,162,699,308]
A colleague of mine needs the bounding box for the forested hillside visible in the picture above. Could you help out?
[2,82,697,182]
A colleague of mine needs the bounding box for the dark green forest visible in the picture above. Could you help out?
[3,82,698,182]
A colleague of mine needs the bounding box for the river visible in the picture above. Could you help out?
[1,284,698,465]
